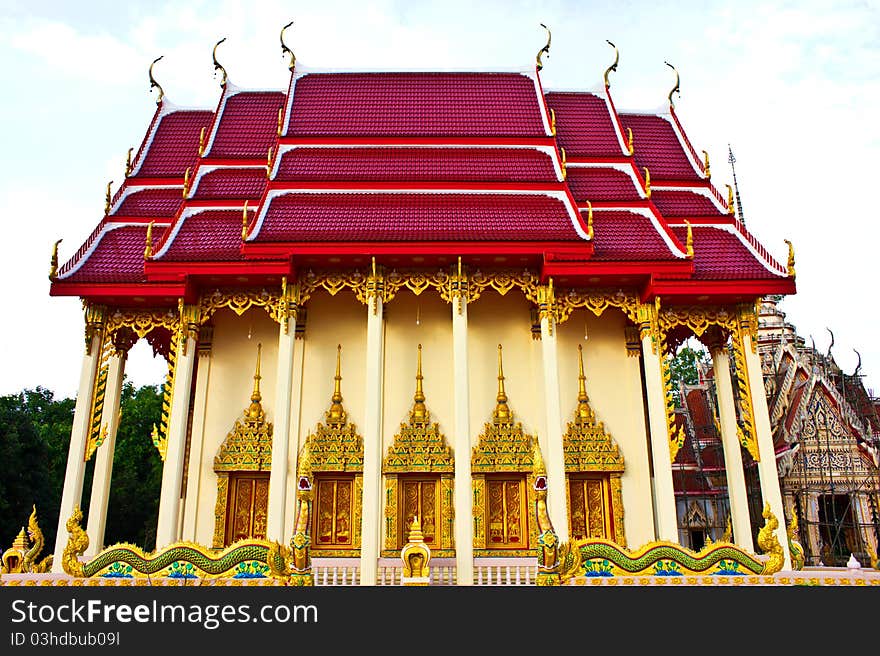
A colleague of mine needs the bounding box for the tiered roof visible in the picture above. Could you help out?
[50,49,795,307]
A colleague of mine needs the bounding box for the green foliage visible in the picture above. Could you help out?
[668,345,709,406]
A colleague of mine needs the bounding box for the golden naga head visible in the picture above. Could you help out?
[664,61,680,109]
[148,55,164,105]
[49,238,62,280]
[784,239,795,278]
[280,20,296,71]
[603,39,618,88]
[536,23,551,71]
[213,37,228,88]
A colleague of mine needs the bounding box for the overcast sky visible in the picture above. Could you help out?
[1,0,878,400]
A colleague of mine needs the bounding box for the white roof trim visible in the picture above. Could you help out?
[152,204,247,260]
[564,161,645,199]
[651,184,727,214]
[109,184,180,215]
[129,103,210,178]
[57,221,170,280]
[665,222,787,275]
[191,165,265,195]
[589,206,686,258]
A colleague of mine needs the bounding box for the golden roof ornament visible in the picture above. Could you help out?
[412,344,427,422]
[664,60,680,109]
[575,344,596,424]
[626,127,634,155]
[241,201,250,240]
[536,23,551,71]
[277,107,284,137]
[213,37,228,88]
[245,343,265,422]
[560,146,567,180]
[494,344,511,423]
[182,166,192,198]
[148,55,164,105]
[549,108,556,136]
[604,39,619,88]
[125,147,134,177]
[726,184,735,215]
[280,20,296,72]
[643,167,651,198]
[585,201,594,240]
[702,150,711,179]
[685,220,694,259]
[48,238,62,281]
[327,344,346,425]
[267,145,274,179]
[198,126,207,157]
[104,180,113,215]
[784,239,796,278]
[144,221,154,259]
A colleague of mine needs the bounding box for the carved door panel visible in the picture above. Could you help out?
[486,475,527,549]
[568,475,613,540]
[399,476,440,548]
[312,475,355,549]
[224,473,269,546]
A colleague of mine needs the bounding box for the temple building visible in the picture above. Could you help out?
[46,29,800,584]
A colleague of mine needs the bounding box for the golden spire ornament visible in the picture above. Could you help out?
[245,343,264,421]
[327,344,346,425]
[494,344,511,422]
[575,344,596,424]
[412,344,427,422]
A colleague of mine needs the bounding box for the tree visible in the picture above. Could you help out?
[668,344,709,406]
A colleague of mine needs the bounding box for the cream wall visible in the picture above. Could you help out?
[556,309,656,546]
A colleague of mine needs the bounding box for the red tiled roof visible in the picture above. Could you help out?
[670,225,785,280]
[112,188,183,218]
[253,192,580,242]
[286,73,546,137]
[652,190,723,217]
[207,91,286,159]
[274,147,557,182]
[132,110,214,178]
[62,225,163,283]
[589,210,679,261]
[157,210,246,262]
[619,113,701,181]
[544,92,623,157]
[192,168,267,200]
[565,167,641,202]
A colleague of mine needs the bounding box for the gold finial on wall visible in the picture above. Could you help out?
[685,220,694,259]
[245,343,264,421]
[604,39,619,88]
[412,344,427,422]
[49,238,62,280]
[144,221,154,259]
[280,20,296,71]
[643,167,651,198]
[241,200,249,240]
[149,55,164,105]
[536,23,551,71]
[213,37,228,88]
[104,180,113,215]
[784,239,796,278]
[494,344,511,422]
[125,147,134,177]
[702,150,711,179]
[726,184,735,215]
[626,127,634,155]
[664,61,680,109]
[327,344,346,424]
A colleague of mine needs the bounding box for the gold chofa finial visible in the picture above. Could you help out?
[280,20,296,71]
[664,61,680,109]
[49,238,62,280]
[702,150,711,179]
[245,343,264,421]
[144,221,155,259]
[412,344,427,422]
[213,38,228,88]
[585,200,594,240]
[536,23,551,71]
[726,184,735,215]
[494,344,511,422]
[627,127,634,155]
[241,201,249,240]
[604,40,619,88]
[685,220,694,259]
[784,239,795,278]
[327,344,346,424]
[643,167,651,198]
[149,56,164,105]
[125,147,134,177]
[104,180,113,215]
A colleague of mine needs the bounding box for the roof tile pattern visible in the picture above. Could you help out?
[286,73,546,137]
[193,168,267,199]
[619,113,701,181]
[113,188,183,218]
[133,110,214,178]
[159,210,246,261]
[589,210,678,261]
[208,91,286,159]
[652,190,723,217]
[670,225,783,279]
[64,225,164,283]
[544,92,623,157]
[275,147,557,182]
[255,193,579,242]
[565,167,641,202]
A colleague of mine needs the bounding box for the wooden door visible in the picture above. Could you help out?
[224,473,269,546]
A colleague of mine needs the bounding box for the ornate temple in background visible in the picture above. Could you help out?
[35,26,854,584]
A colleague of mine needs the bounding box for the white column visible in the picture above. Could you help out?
[181,338,213,542]
[711,345,754,552]
[85,351,126,557]
[744,332,792,570]
[267,319,297,541]
[359,296,385,585]
[155,324,198,547]
[452,298,474,584]
[284,337,306,540]
[539,315,569,541]
[52,323,104,572]
[641,335,679,542]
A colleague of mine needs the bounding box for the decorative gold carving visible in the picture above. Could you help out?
[560,147,567,181]
[277,276,300,335]
[85,334,112,461]
[585,201,594,240]
[105,307,179,340]
[604,39,618,88]
[266,146,274,179]
[198,127,207,156]
[61,506,88,577]
[182,167,192,198]
[1,506,53,573]
[536,278,556,335]
[665,60,680,109]
[148,55,164,105]
[643,167,651,198]
[151,328,178,461]
[727,184,735,215]
[104,180,113,215]
[48,238,62,281]
[555,288,639,325]
[731,309,760,461]
[784,239,796,278]
[610,474,626,547]
[280,20,296,71]
[199,288,280,326]
[657,305,738,338]
[658,329,686,463]
[685,220,694,259]
[549,108,556,136]
[533,440,581,585]
[277,107,284,137]
[702,150,711,179]
[472,477,485,549]
[212,473,229,548]
[756,503,784,574]
[143,220,154,259]
[536,23,551,71]
[624,325,641,357]
[401,517,431,584]
[213,37,228,88]
[627,127,634,155]
[637,299,659,354]
[178,300,200,356]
